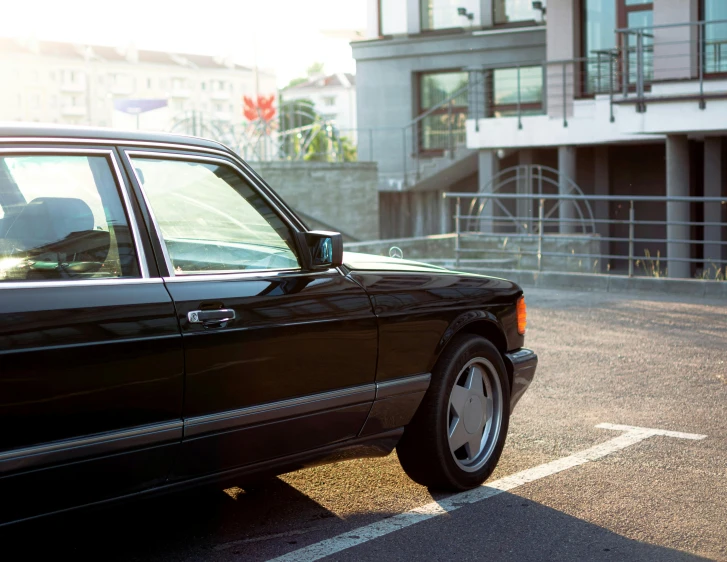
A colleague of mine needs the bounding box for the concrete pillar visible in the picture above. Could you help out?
[666,135,691,278]
[439,190,450,234]
[406,0,421,35]
[478,150,499,233]
[558,146,577,234]
[413,192,425,237]
[480,0,494,27]
[704,137,724,270]
[594,145,610,271]
[366,0,379,38]
[517,150,534,233]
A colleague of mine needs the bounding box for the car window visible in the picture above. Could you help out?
[130,156,300,275]
[0,155,140,282]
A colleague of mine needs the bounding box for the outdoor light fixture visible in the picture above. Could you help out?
[457,7,475,22]
[532,1,546,18]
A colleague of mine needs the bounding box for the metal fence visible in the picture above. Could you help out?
[444,192,727,280]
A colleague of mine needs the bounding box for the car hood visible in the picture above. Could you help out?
[342,251,452,273]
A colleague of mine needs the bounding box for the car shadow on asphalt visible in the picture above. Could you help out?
[329,491,714,562]
[0,476,343,560]
[1,482,715,561]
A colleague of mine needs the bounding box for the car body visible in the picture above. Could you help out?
[0,124,537,525]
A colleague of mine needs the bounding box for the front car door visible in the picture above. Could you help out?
[121,149,378,479]
[0,146,184,524]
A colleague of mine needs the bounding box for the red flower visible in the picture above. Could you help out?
[243,95,277,123]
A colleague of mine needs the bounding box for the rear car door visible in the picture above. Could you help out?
[0,146,184,523]
[122,150,379,479]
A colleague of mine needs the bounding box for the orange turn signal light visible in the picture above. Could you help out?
[517,296,527,335]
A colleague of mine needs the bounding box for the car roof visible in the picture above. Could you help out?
[0,122,231,152]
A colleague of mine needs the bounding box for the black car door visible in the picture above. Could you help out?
[0,147,184,524]
[122,149,378,479]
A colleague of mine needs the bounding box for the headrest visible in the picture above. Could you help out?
[4,197,96,250]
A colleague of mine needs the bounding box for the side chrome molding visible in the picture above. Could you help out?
[0,421,183,475]
[0,375,433,475]
[184,384,377,438]
[376,373,431,400]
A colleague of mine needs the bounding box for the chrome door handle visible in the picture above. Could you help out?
[187,309,236,325]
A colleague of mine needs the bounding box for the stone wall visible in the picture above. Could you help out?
[251,161,379,241]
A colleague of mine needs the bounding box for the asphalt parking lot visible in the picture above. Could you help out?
[3,288,726,561]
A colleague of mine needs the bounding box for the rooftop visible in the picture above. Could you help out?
[284,72,356,91]
[0,37,253,72]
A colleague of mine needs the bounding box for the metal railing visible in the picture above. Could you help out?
[615,19,727,111]
[443,192,727,279]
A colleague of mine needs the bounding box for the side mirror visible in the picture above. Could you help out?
[295,230,343,270]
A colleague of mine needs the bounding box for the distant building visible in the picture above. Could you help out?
[0,37,276,132]
[282,73,357,134]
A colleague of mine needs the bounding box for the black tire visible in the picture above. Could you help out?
[397,334,511,491]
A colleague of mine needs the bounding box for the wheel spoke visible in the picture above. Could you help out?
[466,365,485,399]
[484,396,494,424]
[448,416,469,453]
[449,384,469,416]
[465,431,483,460]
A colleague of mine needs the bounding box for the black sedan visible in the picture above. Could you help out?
[0,125,537,525]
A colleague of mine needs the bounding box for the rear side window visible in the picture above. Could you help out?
[0,155,140,282]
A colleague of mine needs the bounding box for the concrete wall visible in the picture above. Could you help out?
[352,27,546,181]
[653,0,699,81]
[252,161,379,241]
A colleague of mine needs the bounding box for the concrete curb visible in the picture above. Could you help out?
[459,268,727,299]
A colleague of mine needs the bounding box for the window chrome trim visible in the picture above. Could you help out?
[123,149,305,278]
[0,136,233,158]
[0,147,150,279]
[184,384,376,438]
[0,420,182,475]
[161,267,337,284]
[0,277,163,290]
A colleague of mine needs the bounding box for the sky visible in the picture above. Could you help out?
[0,0,368,87]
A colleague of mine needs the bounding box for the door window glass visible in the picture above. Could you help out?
[0,155,139,282]
[130,157,299,275]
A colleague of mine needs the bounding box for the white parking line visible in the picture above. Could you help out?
[267,424,706,562]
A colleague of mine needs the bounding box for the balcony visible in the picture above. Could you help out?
[212,111,232,121]
[60,105,87,116]
[60,81,86,93]
[465,18,727,150]
[171,86,191,98]
[110,83,133,96]
[211,90,230,101]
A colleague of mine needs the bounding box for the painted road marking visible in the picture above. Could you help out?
[267,424,706,562]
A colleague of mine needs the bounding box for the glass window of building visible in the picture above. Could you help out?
[582,1,652,93]
[418,71,468,151]
[491,67,543,117]
[703,0,727,74]
[494,0,542,25]
[421,0,480,31]
[380,0,407,35]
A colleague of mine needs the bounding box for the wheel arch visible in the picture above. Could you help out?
[432,314,511,389]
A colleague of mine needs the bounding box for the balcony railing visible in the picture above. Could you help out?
[614,19,727,111]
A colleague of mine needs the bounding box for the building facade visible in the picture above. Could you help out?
[352,0,547,238]
[0,37,276,132]
[354,0,727,278]
[282,73,357,134]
